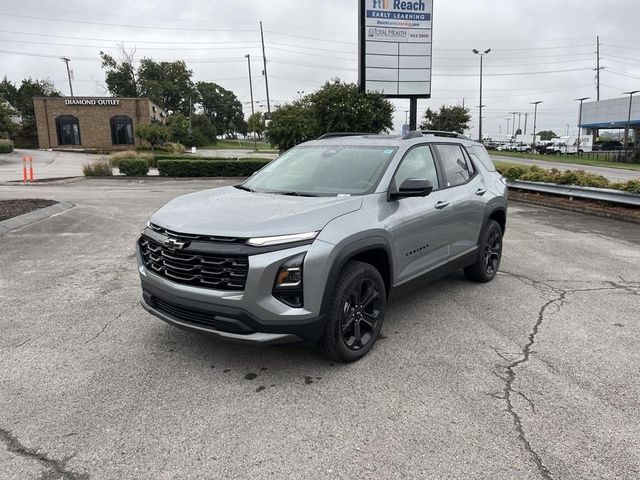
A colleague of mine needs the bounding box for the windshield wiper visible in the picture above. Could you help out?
[272,191,317,197]
[234,184,255,192]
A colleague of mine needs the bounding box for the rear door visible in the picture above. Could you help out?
[432,143,487,258]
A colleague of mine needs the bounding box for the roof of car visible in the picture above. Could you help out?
[304,131,478,148]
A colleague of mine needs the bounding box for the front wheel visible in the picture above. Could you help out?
[320,261,386,363]
[464,219,503,283]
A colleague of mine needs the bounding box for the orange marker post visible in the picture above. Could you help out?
[22,157,27,184]
[28,156,34,183]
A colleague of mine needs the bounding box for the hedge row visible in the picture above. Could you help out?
[157,159,270,177]
[119,158,150,176]
[154,154,268,162]
[0,139,14,153]
[497,163,640,194]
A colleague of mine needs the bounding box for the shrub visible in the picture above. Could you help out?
[611,179,640,194]
[157,159,269,177]
[497,164,529,181]
[161,142,185,154]
[119,158,149,176]
[109,150,156,168]
[135,123,171,149]
[82,160,113,176]
[0,139,14,153]
[108,150,138,167]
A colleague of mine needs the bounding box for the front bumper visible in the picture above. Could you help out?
[137,238,333,344]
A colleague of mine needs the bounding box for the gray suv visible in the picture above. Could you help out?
[137,131,507,362]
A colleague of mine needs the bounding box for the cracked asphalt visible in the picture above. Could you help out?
[1,178,639,480]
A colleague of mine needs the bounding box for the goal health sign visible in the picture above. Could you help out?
[359,0,433,98]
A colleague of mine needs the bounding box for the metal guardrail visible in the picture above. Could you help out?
[507,180,640,207]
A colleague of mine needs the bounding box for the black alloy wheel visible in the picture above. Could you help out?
[484,228,502,276]
[340,278,382,351]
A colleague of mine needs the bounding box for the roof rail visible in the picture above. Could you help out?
[316,132,371,140]
[402,131,424,140]
[421,130,469,140]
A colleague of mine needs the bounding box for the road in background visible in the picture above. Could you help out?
[1,179,639,479]
[491,153,640,182]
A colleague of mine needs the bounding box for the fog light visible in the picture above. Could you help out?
[273,253,305,308]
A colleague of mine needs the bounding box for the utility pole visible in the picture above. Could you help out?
[574,97,589,155]
[531,101,542,148]
[245,54,257,151]
[259,21,272,116]
[510,112,517,136]
[517,112,522,133]
[188,96,192,134]
[524,112,528,135]
[472,48,491,143]
[595,36,602,102]
[60,57,74,97]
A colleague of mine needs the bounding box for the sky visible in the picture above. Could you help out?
[2,0,640,138]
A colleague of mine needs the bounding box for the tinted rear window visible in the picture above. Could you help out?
[468,145,496,172]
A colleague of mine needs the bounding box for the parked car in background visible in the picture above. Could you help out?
[513,143,532,153]
[594,140,623,151]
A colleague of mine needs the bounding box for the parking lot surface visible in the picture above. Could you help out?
[1,179,639,480]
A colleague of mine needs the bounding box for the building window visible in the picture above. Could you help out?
[56,115,81,145]
[110,116,134,145]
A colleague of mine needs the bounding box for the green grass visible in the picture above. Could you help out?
[204,139,276,151]
[490,150,640,171]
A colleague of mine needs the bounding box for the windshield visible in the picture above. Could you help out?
[242,145,398,196]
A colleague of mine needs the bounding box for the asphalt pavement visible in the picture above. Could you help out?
[490,153,640,182]
[1,179,639,479]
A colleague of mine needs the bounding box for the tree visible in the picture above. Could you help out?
[247,112,265,139]
[0,76,18,107]
[196,82,244,137]
[189,113,217,146]
[537,130,557,141]
[138,59,195,115]
[167,113,190,145]
[264,101,315,151]
[265,80,394,151]
[99,49,196,115]
[0,78,60,138]
[99,48,140,97]
[135,123,171,149]
[0,101,18,138]
[419,105,470,133]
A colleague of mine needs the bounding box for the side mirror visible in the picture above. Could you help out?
[389,178,433,200]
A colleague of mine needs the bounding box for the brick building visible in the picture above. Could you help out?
[33,97,167,151]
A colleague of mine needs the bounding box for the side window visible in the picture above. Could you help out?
[393,145,439,190]
[435,144,471,187]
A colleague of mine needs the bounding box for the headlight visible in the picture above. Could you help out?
[247,231,318,247]
[272,253,305,308]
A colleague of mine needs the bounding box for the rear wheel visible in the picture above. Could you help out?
[464,219,503,283]
[320,261,386,363]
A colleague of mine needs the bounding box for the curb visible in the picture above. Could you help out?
[0,201,75,234]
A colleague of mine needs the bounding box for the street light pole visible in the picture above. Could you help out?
[510,112,518,137]
[60,57,74,97]
[531,101,542,149]
[622,90,639,153]
[574,97,589,155]
[472,48,491,143]
[245,54,257,152]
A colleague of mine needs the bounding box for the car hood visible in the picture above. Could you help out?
[150,186,363,238]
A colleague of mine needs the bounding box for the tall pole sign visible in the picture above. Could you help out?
[359,0,433,130]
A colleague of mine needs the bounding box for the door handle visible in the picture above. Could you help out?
[435,201,449,210]
[475,188,487,196]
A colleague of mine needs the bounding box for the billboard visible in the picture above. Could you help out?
[359,0,433,98]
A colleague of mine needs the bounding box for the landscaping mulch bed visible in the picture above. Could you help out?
[0,199,59,221]
[509,189,640,224]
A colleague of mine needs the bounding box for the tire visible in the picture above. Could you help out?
[464,219,503,283]
[320,261,386,363]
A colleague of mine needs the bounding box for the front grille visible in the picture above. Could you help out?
[153,297,249,334]
[148,223,245,243]
[140,235,249,291]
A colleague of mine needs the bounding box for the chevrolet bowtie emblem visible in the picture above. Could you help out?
[164,237,186,250]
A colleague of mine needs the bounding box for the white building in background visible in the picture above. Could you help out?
[580,96,640,133]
